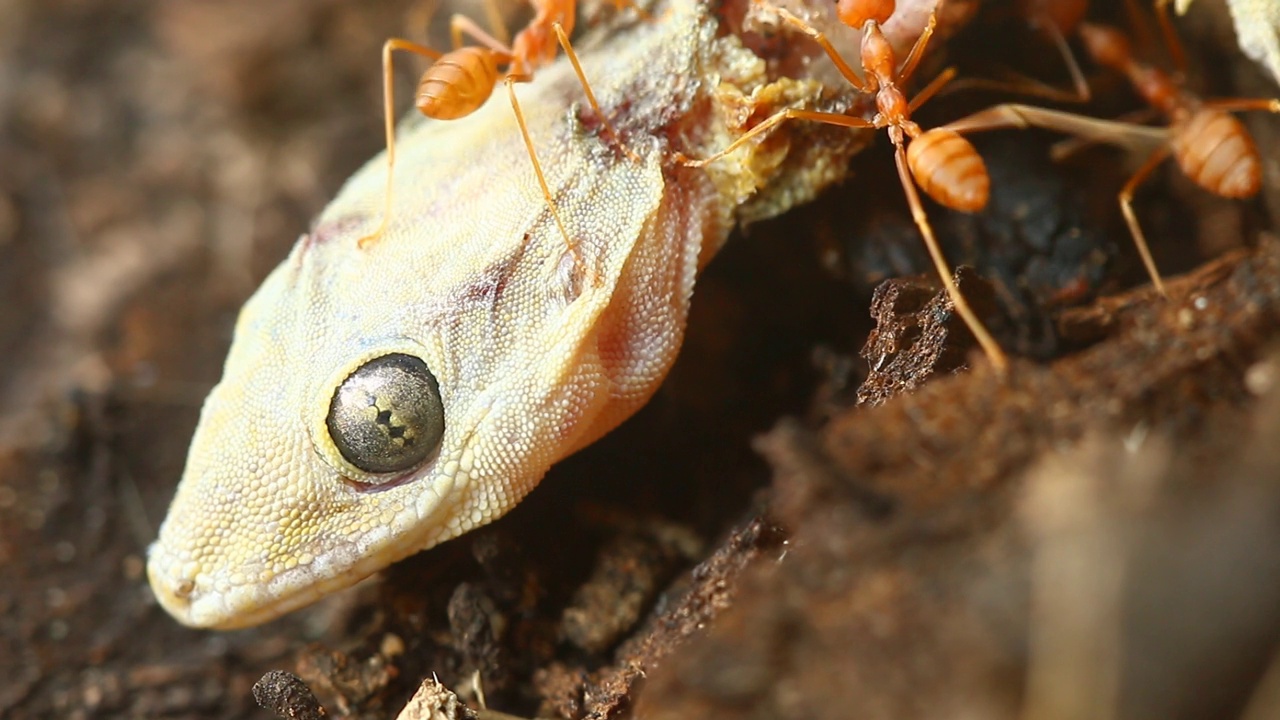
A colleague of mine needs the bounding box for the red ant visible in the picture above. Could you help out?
[361,0,631,255]
[683,0,1010,371]
[942,0,1280,296]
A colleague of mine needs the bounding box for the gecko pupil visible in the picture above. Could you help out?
[326,353,445,475]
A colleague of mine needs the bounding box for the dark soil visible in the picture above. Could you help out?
[5,0,1280,718]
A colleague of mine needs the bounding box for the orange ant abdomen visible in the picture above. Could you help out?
[908,129,990,212]
[1172,108,1262,198]
[416,47,501,121]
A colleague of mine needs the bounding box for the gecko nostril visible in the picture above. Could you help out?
[326,353,446,476]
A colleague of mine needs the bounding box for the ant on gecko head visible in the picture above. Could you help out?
[361,0,634,257]
[684,0,1010,371]
[942,0,1280,297]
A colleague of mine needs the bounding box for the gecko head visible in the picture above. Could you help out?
[146,323,464,628]
[146,218,635,628]
[144,38,687,626]
[147,333,461,628]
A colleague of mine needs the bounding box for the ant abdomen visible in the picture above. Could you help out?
[1172,108,1262,199]
[908,129,990,212]
[417,47,501,120]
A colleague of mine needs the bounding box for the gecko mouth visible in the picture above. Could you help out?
[146,539,383,629]
[146,479,460,629]
[147,501,418,627]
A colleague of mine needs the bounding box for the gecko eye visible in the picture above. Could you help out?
[326,353,445,475]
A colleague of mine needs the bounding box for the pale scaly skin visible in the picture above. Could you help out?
[1178,0,1280,85]
[147,0,840,629]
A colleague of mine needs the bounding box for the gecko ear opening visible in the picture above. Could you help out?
[325,353,445,475]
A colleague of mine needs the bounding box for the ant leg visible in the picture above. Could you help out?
[1119,146,1173,297]
[909,67,956,114]
[1038,13,1091,102]
[773,8,870,93]
[896,9,938,86]
[1202,98,1280,113]
[451,14,513,53]
[912,14,1086,104]
[941,9,1089,104]
[677,108,875,167]
[942,70,1092,105]
[1122,0,1160,68]
[1152,0,1188,76]
[893,142,1009,372]
[940,103,1051,134]
[940,104,1174,297]
[940,9,1090,104]
[360,39,446,248]
[504,75,584,273]
[480,0,512,47]
[550,23,641,161]
[1048,107,1163,161]
[941,103,1168,150]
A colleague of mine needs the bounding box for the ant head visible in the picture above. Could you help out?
[837,0,894,29]
[1077,22,1131,70]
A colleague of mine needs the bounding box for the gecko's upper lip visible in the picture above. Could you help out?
[145,541,369,629]
[146,492,443,628]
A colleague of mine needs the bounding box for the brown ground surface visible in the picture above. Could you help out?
[5,1,1280,718]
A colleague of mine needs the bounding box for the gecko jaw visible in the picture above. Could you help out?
[145,489,460,629]
[147,536,372,629]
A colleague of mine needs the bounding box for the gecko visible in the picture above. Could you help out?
[147,0,881,629]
